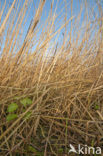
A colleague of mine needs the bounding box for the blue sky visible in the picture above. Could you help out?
[0,0,103,55]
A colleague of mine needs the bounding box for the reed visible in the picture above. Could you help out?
[0,0,103,155]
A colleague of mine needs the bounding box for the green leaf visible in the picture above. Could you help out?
[95,104,99,110]
[26,97,32,105]
[20,99,27,106]
[27,145,37,153]
[27,145,44,155]
[20,97,32,107]
[7,103,18,113]
[24,112,32,119]
[91,139,95,147]
[6,114,18,122]
[58,148,63,153]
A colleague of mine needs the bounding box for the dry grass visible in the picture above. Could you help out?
[0,0,103,155]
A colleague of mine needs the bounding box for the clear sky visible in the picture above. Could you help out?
[0,0,103,55]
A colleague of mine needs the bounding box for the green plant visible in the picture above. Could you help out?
[58,148,63,153]
[6,114,18,122]
[20,97,32,107]
[24,111,32,119]
[6,102,18,122]
[6,97,32,122]
[27,145,44,156]
[7,102,18,113]
[95,104,99,110]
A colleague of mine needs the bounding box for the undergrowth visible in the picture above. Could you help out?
[0,0,103,155]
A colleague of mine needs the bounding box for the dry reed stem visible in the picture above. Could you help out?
[0,0,103,155]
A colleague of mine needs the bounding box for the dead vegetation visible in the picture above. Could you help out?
[0,0,103,155]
